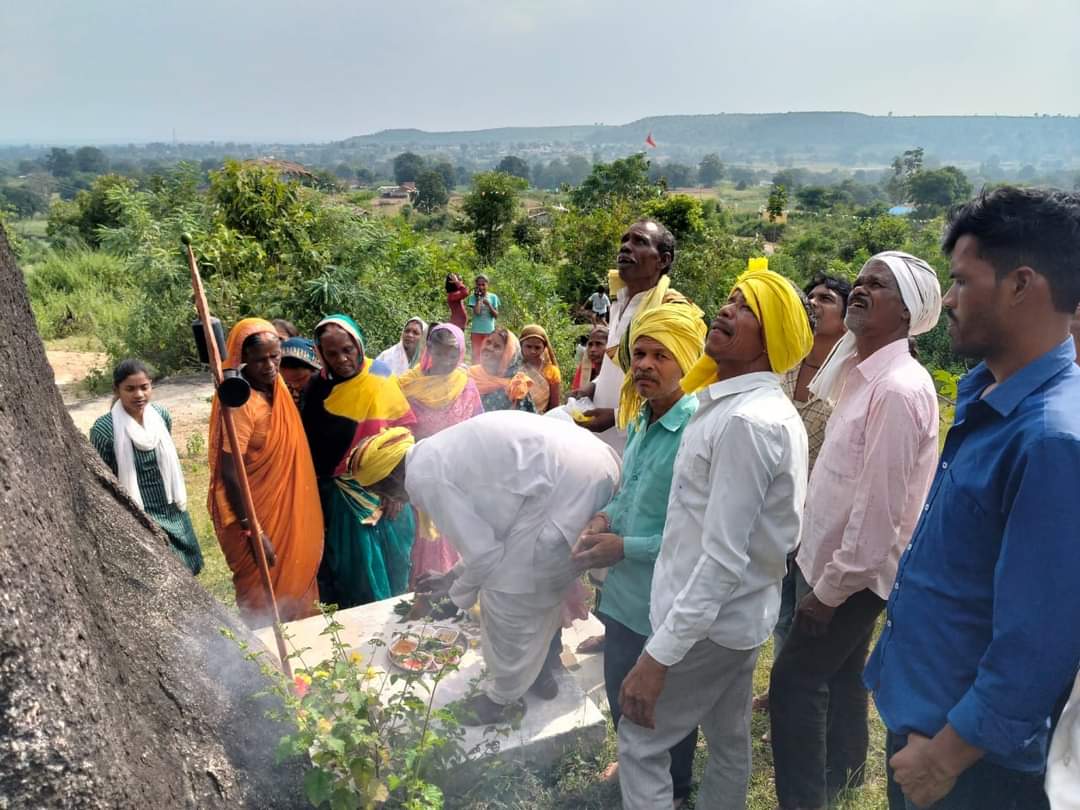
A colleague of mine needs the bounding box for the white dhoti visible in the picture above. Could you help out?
[479,588,564,704]
[478,523,579,704]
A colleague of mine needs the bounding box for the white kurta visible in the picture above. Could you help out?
[591,287,648,455]
[405,410,621,701]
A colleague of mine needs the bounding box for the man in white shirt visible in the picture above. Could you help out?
[581,219,693,455]
[616,265,813,810]
[587,285,611,324]
[350,412,621,725]
[769,251,941,810]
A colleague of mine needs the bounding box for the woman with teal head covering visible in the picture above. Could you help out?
[299,313,418,607]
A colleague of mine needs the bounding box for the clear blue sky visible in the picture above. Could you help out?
[4,0,1079,143]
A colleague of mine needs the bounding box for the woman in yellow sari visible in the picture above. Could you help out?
[519,323,562,413]
[208,318,324,626]
[397,323,484,585]
[467,326,536,412]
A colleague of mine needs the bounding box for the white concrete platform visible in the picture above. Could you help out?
[253,594,610,771]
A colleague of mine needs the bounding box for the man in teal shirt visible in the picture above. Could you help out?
[572,303,706,807]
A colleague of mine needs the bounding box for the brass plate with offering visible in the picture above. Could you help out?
[388,625,464,674]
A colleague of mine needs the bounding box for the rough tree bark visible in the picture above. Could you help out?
[0,228,305,808]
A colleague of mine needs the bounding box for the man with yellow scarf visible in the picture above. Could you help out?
[571,303,707,807]
[616,263,813,810]
[580,218,695,454]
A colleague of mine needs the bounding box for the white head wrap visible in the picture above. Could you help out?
[809,250,941,405]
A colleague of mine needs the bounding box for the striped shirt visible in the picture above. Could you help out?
[89,405,204,575]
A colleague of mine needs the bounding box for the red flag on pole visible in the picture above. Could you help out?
[644,132,657,148]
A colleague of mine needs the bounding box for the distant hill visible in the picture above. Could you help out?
[343,112,1080,167]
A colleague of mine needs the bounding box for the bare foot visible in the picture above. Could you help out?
[576,634,605,654]
[601,761,619,783]
[752,692,770,713]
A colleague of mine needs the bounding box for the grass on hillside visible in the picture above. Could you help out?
[184,443,889,809]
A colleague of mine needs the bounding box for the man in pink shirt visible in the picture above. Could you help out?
[769,251,942,810]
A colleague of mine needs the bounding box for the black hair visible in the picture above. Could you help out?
[281,356,316,370]
[636,218,676,272]
[428,326,458,346]
[271,318,298,338]
[942,186,1080,314]
[112,358,154,388]
[445,274,458,293]
[241,331,279,359]
[577,334,589,346]
[803,272,854,317]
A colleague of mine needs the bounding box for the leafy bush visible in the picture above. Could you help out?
[225,606,476,810]
[24,249,134,340]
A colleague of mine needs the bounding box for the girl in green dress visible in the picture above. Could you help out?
[89,359,203,575]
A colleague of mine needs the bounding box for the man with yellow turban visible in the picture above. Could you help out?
[616,263,812,810]
[570,303,706,805]
[354,411,621,726]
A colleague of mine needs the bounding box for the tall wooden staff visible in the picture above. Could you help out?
[181,233,292,679]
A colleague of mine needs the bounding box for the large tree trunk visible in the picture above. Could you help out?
[0,227,304,807]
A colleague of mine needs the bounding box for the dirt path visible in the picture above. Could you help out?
[54,351,214,450]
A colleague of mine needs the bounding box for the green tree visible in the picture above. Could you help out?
[643,194,705,242]
[698,153,724,186]
[887,147,925,203]
[45,148,76,178]
[46,173,137,247]
[0,185,49,217]
[650,162,696,189]
[414,169,449,213]
[495,155,530,182]
[766,184,788,221]
[907,166,973,216]
[432,160,457,191]
[355,166,375,185]
[75,146,109,174]
[393,152,425,184]
[570,154,660,212]
[333,162,354,180]
[459,171,527,263]
[795,186,840,213]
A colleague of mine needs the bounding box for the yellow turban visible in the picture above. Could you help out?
[348,427,415,487]
[681,259,813,394]
[616,304,707,429]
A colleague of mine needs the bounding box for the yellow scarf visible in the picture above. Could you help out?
[397,366,469,410]
[349,427,415,487]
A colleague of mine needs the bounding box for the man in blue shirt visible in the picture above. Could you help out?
[571,303,706,807]
[864,187,1080,809]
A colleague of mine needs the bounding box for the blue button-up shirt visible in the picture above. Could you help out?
[864,338,1080,772]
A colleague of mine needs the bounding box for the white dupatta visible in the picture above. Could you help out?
[111,399,187,511]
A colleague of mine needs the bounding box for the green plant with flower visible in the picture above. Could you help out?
[223,605,479,810]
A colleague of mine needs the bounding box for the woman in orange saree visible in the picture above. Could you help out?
[208,318,324,626]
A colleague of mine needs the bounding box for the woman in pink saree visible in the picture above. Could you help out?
[396,323,484,584]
